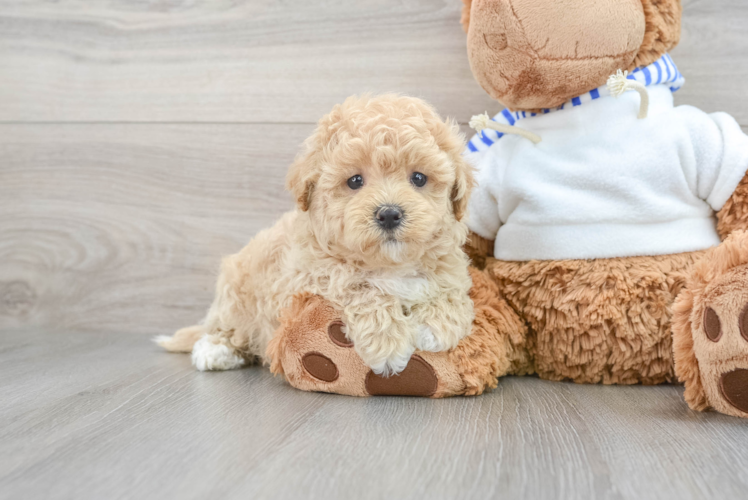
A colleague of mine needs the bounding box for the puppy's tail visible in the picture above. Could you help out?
[153,325,204,353]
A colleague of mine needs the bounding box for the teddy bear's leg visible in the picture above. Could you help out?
[488,252,703,386]
[673,230,748,418]
[266,292,463,397]
[447,267,533,395]
[265,268,531,397]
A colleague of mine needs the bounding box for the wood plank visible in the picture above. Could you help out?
[0,0,746,125]
[2,328,748,500]
[0,123,304,334]
[0,0,492,123]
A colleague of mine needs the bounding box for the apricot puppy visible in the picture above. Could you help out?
[156,94,475,376]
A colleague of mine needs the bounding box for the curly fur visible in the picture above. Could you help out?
[158,94,476,376]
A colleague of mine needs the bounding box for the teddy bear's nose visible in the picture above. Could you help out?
[375,205,404,231]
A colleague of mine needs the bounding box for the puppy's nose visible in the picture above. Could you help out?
[375,205,404,231]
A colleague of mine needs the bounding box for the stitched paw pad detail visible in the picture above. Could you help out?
[301,352,339,382]
[296,318,439,396]
[272,294,458,397]
[696,292,748,417]
[720,369,748,413]
[364,355,437,397]
[704,307,722,342]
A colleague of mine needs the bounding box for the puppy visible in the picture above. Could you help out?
[156,94,475,376]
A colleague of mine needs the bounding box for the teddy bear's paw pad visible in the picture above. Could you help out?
[365,355,437,397]
[704,307,723,342]
[694,265,748,417]
[720,368,748,413]
[740,304,748,342]
[328,321,353,348]
[302,352,339,382]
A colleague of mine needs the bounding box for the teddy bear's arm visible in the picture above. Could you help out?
[463,231,494,270]
[716,170,748,240]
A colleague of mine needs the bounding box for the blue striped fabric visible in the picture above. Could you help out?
[467,54,686,153]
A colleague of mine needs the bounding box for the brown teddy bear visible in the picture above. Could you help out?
[267,0,748,418]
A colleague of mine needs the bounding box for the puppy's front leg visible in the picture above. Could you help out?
[412,291,474,353]
[343,298,417,376]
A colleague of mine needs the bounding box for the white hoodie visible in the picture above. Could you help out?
[465,55,748,261]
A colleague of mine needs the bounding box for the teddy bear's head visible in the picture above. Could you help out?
[462,0,682,111]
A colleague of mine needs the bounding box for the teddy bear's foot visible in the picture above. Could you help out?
[674,231,748,418]
[266,293,464,397]
[266,268,531,398]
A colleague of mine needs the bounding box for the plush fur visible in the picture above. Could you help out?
[456,0,748,416]
[488,252,701,385]
[264,0,748,420]
[672,231,748,418]
[634,0,683,69]
[157,94,476,376]
[717,170,748,238]
[461,0,681,111]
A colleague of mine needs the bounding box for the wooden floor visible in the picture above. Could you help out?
[2,1,748,499]
[3,328,748,500]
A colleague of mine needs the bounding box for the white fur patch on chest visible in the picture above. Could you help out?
[366,273,431,304]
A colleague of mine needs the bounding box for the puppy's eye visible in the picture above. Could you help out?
[411,172,427,188]
[347,175,364,190]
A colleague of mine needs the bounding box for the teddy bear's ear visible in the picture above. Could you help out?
[633,0,682,69]
[460,0,472,34]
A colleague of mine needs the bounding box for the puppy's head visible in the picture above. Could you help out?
[287,94,473,268]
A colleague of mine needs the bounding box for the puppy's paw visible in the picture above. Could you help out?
[365,342,416,378]
[415,325,452,352]
[191,336,246,371]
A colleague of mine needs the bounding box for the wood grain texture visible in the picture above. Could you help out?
[2,328,748,500]
[0,123,303,334]
[0,0,490,123]
[0,0,746,125]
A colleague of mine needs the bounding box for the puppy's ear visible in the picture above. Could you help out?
[428,114,475,222]
[451,153,475,221]
[286,151,317,212]
[287,106,344,212]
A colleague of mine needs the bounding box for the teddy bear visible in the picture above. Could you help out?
[266,0,748,419]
